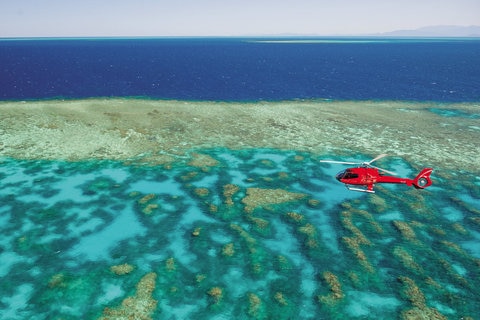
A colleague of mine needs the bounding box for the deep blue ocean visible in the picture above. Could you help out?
[1,37,479,101]
[2,38,480,319]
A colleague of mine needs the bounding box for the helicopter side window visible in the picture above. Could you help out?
[343,172,359,179]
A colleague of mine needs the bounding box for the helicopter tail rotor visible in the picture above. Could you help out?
[412,168,433,189]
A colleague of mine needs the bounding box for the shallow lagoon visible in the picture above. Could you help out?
[0,99,479,319]
[1,148,479,319]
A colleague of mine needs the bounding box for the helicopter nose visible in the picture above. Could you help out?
[336,170,345,181]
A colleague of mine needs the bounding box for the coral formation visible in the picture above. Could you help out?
[294,155,304,162]
[195,274,206,283]
[222,243,235,257]
[324,272,343,299]
[298,223,316,238]
[230,224,256,248]
[241,187,306,212]
[298,223,319,248]
[285,211,304,223]
[191,227,202,237]
[207,286,223,304]
[138,193,156,204]
[340,211,372,246]
[188,153,219,168]
[208,204,218,213]
[274,292,288,306]
[307,199,320,207]
[110,263,135,275]
[98,272,157,320]
[223,184,239,205]
[48,273,66,288]
[247,293,265,318]
[247,216,270,230]
[451,222,468,235]
[392,220,418,242]
[230,223,267,274]
[194,187,209,197]
[342,236,374,273]
[398,276,446,320]
[393,247,424,274]
[165,258,176,272]
[142,203,158,215]
[180,171,198,181]
[136,193,159,214]
[338,206,382,273]
[318,271,344,305]
[369,194,388,212]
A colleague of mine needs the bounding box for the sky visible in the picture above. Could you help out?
[1,0,479,37]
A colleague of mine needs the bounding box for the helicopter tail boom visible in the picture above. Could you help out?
[412,168,433,189]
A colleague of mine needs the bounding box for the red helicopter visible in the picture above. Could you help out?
[320,154,433,193]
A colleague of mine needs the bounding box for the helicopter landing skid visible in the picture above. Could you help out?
[345,185,375,193]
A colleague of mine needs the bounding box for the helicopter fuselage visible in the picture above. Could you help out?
[336,167,433,193]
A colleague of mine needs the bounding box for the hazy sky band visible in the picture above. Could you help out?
[1,0,480,37]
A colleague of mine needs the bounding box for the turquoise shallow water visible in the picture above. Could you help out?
[1,148,479,319]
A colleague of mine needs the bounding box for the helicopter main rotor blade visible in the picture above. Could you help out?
[320,160,359,165]
[370,165,397,176]
[367,153,388,165]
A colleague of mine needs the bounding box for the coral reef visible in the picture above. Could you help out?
[318,271,344,305]
[1,99,478,172]
[274,292,288,306]
[207,286,223,304]
[393,247,424,275]
[285,211,304,223]
[194,187,209,197]
[180,171,198,181]
[392,220,418,242]
[138,193,156,205]
[110,263,135,275]
[142,203,159,215]
[307,199,320,207]
[369,194,388,212]
[165,258,176,272]
[338,206,382,274]
[222,243,235,257]
[1,140,479,318]
[48,273,67,289]
[247,215,270,231]
[398,276,446,320]
[223,184,239,205]
[191,227,202,237]
[230,223,266,274]
[341,211,372,246]
[451,222,468,235]
[195,274,206,283]
[188,153,219,168]
[342,236,374,273]
[247,293,265,318]
[241,187,306,213]
[136,193,159,214]
[98,272,157,320]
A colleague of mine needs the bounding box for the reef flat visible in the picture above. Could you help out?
[0,98,479,172]
[1,99,479,319]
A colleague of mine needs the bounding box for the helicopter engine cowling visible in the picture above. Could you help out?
[412,168,433,189]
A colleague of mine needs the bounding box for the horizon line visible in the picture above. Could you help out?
[1,34,480,41]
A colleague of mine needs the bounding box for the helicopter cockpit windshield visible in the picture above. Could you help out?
[336,170,359,181]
